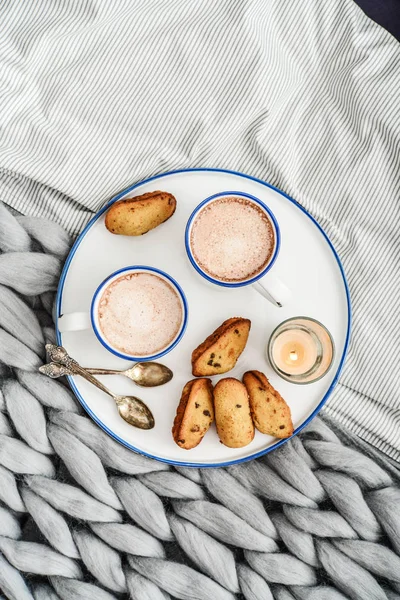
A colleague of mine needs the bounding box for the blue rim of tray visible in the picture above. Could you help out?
[55,168,352,468]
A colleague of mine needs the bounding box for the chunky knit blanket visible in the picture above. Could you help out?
[1,202,400,600]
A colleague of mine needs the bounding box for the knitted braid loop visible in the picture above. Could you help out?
[0,202,399,600]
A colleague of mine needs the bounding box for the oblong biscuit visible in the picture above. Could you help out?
[214,378,254,448]
[191,317,251,376]
[243,370,293,438]
[105,190,176,236]
[172,378,214,450]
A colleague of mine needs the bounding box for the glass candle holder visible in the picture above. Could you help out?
[267,317,335,384]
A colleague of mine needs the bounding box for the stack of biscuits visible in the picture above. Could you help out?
[173,317,294,449]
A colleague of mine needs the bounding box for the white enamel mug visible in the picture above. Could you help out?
[185,191,290,307]
[57,265,188,361]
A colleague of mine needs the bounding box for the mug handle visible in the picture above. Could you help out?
[58,312,92,332]
[252,272,291,307]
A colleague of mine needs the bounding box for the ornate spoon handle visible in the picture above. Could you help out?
[44,345,119,399]
[70,363,120,399]
[85,368,124,376]
[39,363,72,378]
[39,361,117,399]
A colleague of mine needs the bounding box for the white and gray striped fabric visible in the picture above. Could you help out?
[0,0,399,460]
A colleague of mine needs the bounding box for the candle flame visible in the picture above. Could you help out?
[289,351,298,361]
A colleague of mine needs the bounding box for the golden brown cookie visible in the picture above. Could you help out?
[105,190,176,236]
[243,370,293,438]
[214,378,254,448]
[172,378,214,450]
[191,317,251,376]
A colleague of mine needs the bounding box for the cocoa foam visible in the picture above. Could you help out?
[98,272,183,356]
[190,197,275,282]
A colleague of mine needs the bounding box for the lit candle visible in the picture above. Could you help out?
[272,328,319,375]
[267,317,334,384]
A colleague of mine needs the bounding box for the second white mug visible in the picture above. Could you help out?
[58,265,188,361]
[185,191,290,307]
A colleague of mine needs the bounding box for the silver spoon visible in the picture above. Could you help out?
[85,362,173,387]
[41,345,154,430]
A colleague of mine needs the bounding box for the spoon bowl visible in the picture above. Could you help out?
[116,395,155,429]
[129,362,173,387]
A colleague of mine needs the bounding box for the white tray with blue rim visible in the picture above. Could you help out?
[55,168,351,467]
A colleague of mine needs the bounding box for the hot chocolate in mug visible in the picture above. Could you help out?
[185,191,290,306]
[57,266,188,361]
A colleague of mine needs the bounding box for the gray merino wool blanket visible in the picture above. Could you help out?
[1,203,400,600]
